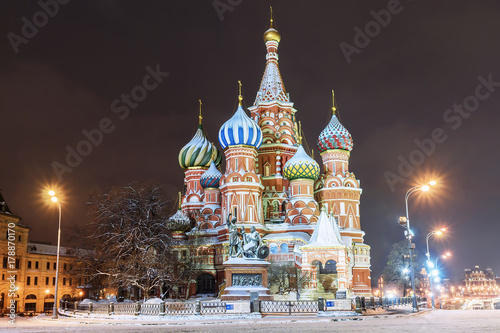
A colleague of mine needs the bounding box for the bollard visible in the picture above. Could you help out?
[160,301,165,316]
[74,301,78,314]
[252,299,260,313]
[89,302,93,315]
[109,302,114,315]
[135,301,140,316]
[371,296,375,310]
[195,300,201,315]
[318,297,325,312]
[355,296,362,314]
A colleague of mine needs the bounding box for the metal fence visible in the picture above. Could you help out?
[260,300,318,314]
[60,296,423,317]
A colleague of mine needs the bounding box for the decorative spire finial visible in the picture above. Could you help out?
[178,191,182,210]
[238,80,243,106]
[270,6,274,28]
[298,121,302,145]
[210,142,216,162]
[331,90,337,115]
[198,99,203,125]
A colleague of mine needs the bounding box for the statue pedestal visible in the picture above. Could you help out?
[220,257,273,301]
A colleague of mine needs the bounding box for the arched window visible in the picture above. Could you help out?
[264,164,270,177]
[269,243,278,254]
[25,294,36,299]
[321,260,337,274]
[280,243,289,253]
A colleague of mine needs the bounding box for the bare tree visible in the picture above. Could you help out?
[268,261,311,296]
[77,182,178,301]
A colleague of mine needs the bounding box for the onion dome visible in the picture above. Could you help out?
[317,91,353,152]
[200,161,222,189]
[218,82,263,150]
[167,209,192,232]
[167,192,192,232]
[264,7,281,43]
[178,101,222,169]
[283,145,320,181]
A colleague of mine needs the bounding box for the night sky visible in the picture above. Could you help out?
[1,0,500,284]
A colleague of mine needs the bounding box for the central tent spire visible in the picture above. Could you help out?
[254,7,288,105]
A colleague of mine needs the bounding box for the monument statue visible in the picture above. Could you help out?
[227,213,242,257]
[227,214,269,260]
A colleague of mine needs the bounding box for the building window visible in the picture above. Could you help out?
[47,262,50,270]
[53,277,55,285]
[27,276,31,286]
[34,277,38,285]
[18,235,21,242]
[53,262,56,270]
[2,257,7,269]
[63,263,67,271]
[15,258,20,269]
[46,277,49,285]
[35,261,39,269]
[28,261,32,269]
[69,278,72,286]
[280,243,289,253]
[63,278,66,286]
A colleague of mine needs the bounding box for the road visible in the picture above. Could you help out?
[1,309,499,332]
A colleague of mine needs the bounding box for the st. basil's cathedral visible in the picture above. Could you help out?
[172,12,372,299]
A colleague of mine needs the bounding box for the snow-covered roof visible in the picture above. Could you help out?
[302,209,345,248]
[263,231,310,243]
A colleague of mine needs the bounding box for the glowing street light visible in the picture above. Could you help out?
[425,227,446,309]
[401,180,437,312]
[48,190,62,319]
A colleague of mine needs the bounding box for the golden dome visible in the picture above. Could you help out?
[264,28,281,43]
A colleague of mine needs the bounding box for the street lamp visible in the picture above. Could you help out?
[426,228,446,308]
[49,190,62,319]
[401,180,437,312]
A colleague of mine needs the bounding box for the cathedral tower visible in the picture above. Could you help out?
[247,8,299,222]
[218,83,264,226]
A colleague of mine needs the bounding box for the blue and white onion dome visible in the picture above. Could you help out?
[200,161,222,189]
[218,104,263,150]
[317,114,353,153]
[178,124,222,169]
[283,145,320,181]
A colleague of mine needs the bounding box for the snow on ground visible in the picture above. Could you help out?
[1,309,499,332]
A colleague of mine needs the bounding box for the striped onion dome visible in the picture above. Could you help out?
[167,209,192,232]
[178,124,222,169]
[218,105,263,150]
[283,145,320,181]
[200,161,222,189]
[317,114,353,153]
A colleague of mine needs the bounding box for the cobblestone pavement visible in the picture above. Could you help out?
[1,309,499,332]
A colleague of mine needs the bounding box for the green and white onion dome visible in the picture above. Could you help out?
[178,124,222,169]
[283,145,320,181]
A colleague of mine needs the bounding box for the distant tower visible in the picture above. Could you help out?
[199,160,223,229]
[247,7,299,223]
[178,100,222,219]
[282,126,320,225]
[218,82,264,226]
[315,91,371,295]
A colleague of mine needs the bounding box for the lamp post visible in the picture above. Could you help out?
[425,228,446,308]
[433,252,451,309]
[400,180,436,312]
[49,190,62,319]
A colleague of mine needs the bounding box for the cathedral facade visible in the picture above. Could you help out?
[174,13,371,299]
